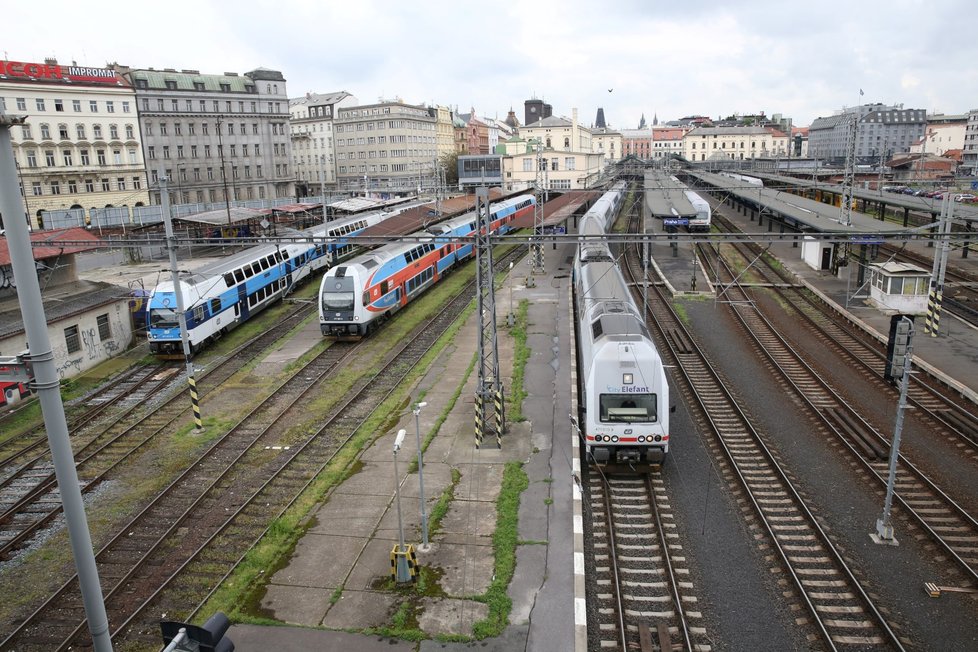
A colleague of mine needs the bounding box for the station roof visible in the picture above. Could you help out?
[173,207,272,226]
[0,280,127,339]
[0,227,102,265]
[869,261,929,276]
[745,171,978,221]
[645,171,698,218]
[687,170,906,234]
[357,189,508,239]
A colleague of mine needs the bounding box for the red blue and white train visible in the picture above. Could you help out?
[148,204,415,356]
[319,194,536,337]
[574,183,673,466]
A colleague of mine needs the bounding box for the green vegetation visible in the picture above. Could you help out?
[471,461,528,638]
[672,301,690,325]
[426,468,462,538]
[507,299,531,422]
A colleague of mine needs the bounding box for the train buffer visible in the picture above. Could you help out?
[924,582,978,598]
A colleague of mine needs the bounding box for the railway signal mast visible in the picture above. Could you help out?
[474,187,505,448]
[839,111,858,228]
[531,142,546,277]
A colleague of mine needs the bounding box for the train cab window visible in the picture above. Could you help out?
[210,298,221,314]
[192,305,205,322]
[224,273,235,286]
[600,394,657,423]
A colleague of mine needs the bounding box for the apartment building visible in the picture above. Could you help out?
[289,91,357,196]
[682,125,788,162]
[652,127,688,159]
[115,64,295,205]
[0,58,150,228]
[808,103,925,161]
[964,109,978,175]
[333,100,439,192]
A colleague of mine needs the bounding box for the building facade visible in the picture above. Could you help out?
[289,91,357,196]
[808,103,926,162]
[965,109,978,175]
[620,128,653,159]
[652,127,688,159]
[682,126,788,162]
[909,115,967,157]
[500,137,605,192]
[518,110,592,155]
[333,100,438,192]
[116,65,295,205]
[591,127,622,166]
[0,58,150,229]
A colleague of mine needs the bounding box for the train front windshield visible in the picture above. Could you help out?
[322,291,354,311]
[600,393,657,423]
[150,309,180,329]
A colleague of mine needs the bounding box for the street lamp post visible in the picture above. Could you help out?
[413,402,430,550]
[392,429,413,583]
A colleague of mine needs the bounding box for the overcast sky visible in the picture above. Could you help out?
[5,0,975,128]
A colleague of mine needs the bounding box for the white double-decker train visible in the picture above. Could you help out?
[574,183,673,466]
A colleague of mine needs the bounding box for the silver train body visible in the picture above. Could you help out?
[575,183,671,465]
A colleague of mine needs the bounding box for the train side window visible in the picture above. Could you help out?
[591,320,603,339]
[260,258,269,271]
[193,305,205,322]
[223,273,234,286]
[251,263,260,276]
[282,250,290,260]
[381,280,389,295]
[210,298,221,314]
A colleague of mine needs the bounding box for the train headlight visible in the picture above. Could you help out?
[354,316,360,321]
[637,436,645,443]
[611,435,619,443]
[654,435,662,442]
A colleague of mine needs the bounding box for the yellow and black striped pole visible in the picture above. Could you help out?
[474,394,485,449]
[494,387,504,449]
[924,282,942,336]
[187,372,203,429]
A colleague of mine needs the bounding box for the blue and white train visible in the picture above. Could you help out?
[148,205,413,356]
[319,194,536,337]
[574,183,673,466]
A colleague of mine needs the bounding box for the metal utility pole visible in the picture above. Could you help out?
[160,174,203,429]
[873,316,914,545]
[530,143,545,277]
[0,114,113,651]
[474,187,505,448]
[839,111,858,227]
[317,150,328,223]
[216,116,232,225]
[925,194,953,336]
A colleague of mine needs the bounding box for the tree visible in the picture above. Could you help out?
[440,151,459,187]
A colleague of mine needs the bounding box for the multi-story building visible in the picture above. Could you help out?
[498,137,605,192]
[682,125,788,162]
[433,105,455,160]
[289,91,357,196]
[590,127,622,166]
[459,109,491,155]
[808,103,925,162]
[0,57,150,229]
[518,109,593,154]
[620,128,653,159]
[909,114,967,157]
[333,99,439,192]
[115,64,295,205]
[964,109,978,175]
[524,98,552,126]
[652,127,688,159]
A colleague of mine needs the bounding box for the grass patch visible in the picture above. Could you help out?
[507,299,531,422]
[470,461,528,639]
[426,468,462,538]
[672,301,691,325]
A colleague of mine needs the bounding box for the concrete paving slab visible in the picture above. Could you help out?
[254,318,323,377]
[333,460,397,494]
[229,623,415,652]
[425,542,494,596]
[321,589,400,629]
[438,499,497,538]
[268,533,361,588]
[417,597,489,637]
[307,493,390,537]
[259,583,334,626]
[451,463,505,501]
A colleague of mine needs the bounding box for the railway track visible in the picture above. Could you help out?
[0,301,315,561]
[695,224,978,588]
[0,246,526,651]
[586,467,710,652]
[619,222,906,650]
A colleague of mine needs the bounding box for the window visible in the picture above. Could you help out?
[45,150,56,166]
[125,124,134,139]
[80,150,90,165]
[93,124,103,139]
[191,145,198,158]
[174,123,182,136]
[565,157,575,171]
[26,150,37,167]
[109,124,119,139]
[65,325,81,353]
[101,178,110,191]
[122,101,131,113]
[160,123,168,136]
[96,314,111,340]
[142,98,150,111]
[85,179,94,192]
[63,150,73,165]
[106,101,115,113]
[133,176,141,189]
[171,99,179,111]
[202,122,209,135]
[32,181,42,195]
[207,167,214,180]
[90,100,98,112]
[68,180,77,193]
[117,177,126,190]
[36,98,46,111]
[148,146,156,159]
[177,145,184,158]
[188,123,195,135]
[97,149,106,165]
[76,124,86,139]
[50,181,60,194]
[40,123,51,139]
[204,144,211,157]
[163,146,170,159]
[16,97,26,111]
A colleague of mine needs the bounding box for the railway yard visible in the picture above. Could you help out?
[0,176,976,652]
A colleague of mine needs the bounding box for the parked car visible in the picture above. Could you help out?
[954,193,976,202]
